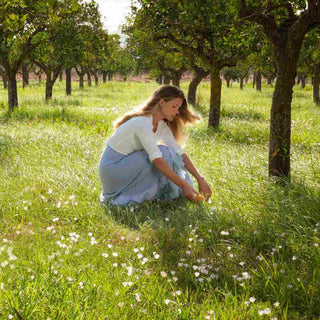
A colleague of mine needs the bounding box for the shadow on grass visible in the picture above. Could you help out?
[0,107,112,135]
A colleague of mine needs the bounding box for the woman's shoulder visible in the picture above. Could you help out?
[129,116,152,127]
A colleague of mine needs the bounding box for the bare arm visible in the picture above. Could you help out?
[153,157,198,201]
[182,153,212,200]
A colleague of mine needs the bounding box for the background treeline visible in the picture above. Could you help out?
[1,0,320,178]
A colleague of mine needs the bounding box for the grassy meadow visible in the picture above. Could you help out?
[0,79,320,319]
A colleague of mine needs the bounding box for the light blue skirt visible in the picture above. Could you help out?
[98,145,193,206]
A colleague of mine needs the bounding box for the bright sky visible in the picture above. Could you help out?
[94,0,132,34]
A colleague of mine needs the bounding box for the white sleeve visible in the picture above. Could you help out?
[133,120,163,162]
[160,124,185,156]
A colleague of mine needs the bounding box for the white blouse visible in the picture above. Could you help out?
[107,116,185,161]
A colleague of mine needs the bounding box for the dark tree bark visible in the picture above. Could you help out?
[45,69,60,101]
[313,63,320,104]
[240,77,244,90]
[301,76,306,89]
[102,72,107,83]
[87,72,92,87]
[156,76,163,84]
[252,71,256,88]
[22,63,29,88]
[188,68,209,105]
[163,74,170,84]
[66,68,72,95]
[8,73,18,112]
[226,79,231,87]
[296,75,301,85]
[93,72,99,86]
[256,70,262,91]
[75,66,85,89]
[59,70,63,82]
[208,68,221,127]
[172,70,182,87]
[2,73,8,89]
[267,75,272,85]
[108,72,113,81]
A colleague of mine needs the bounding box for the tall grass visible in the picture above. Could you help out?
[0,80,319,319]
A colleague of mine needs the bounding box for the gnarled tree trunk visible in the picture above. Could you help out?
[188,69,209,105]
[22,63,29,88]
[256,70,262,91]
[8,72,18,111]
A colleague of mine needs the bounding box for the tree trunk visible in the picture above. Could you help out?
[268,65,296,177]
[79,74,84,89]
[163,74,170,84]
[87,72,91,87]
[46,79,53,101]
[22,63,29,88]
[301,76,306,89]
[240,77,244,90]
[226,79,230,88]
[66,68,72,95]
[252,71,256,88]
[93,72,99,86]
[156,76,163,84]
[188,73,206,105]
[267,75,272,85]
[313,63,320,104]
[102,72,107,83]
[208,68,222,128]
[59,70,63,82]
[108,73,112,81]
[2,73,8,89]
[256,71,262,91]
[296,75,301,85]
[8,73,18,111]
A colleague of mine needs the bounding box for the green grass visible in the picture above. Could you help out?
[0,79,320,319]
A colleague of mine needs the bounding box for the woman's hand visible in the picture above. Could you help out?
[197,178,212,200]
[182,183,198,201]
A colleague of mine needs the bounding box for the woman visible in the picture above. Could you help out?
[99,85,211,206]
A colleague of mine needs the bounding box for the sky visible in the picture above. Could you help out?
[94,0,132,34]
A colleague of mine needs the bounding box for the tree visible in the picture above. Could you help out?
[0,0,78,111]
[239,1,320,177]
[298,28,320,102]
[131,0,256,127]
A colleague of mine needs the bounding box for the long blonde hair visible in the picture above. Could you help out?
[114,85,199,143]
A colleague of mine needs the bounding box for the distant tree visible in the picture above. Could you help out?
[239,0,320,177]
[0,0,77,111]
[222,68,239,88]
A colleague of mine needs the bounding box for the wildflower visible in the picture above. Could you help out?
[108,244,113,249]
[56,202,61,208]
[137,253,143,259]
[52,217,59,222]
[122,281,133,287]
[186,250,191,255]
[220,231,229,235]
[118,302,124,307]
[112,252,118,257]
[165,217,169,221]
[78,282,84,289]
[199,238,204,243]
[273,302,280,307]
[160,271,167,278]
[249,297,256,303]
[127,267,133,276]
[8,315,13,319]
[133,248,139,253]
[153,252,160,259]
[292,256,297,260]
[141,258,148,265]
[1,261,8,268]
[239,262,245,266]
[102,253,109,258]
[140,247,145,251]
[69,195,76,200]
[113,263,118,267]
[195,272,200,277]
[165,299,171,305]
[135,293,141,302]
